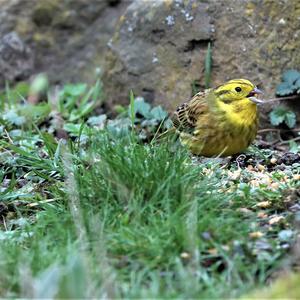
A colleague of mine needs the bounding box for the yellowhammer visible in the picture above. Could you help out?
[172,79,263,157]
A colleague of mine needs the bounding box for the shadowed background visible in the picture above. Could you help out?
[0,0,299,111]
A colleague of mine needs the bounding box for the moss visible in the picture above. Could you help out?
[15,18,34,36]
[52,10,77,29]
[32,32,54,47]
[32,0,60,26]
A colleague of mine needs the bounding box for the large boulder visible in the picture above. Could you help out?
[0,0,130,86]
[0,32,34,83]
[103,0,300,111]
[103,0,213,108]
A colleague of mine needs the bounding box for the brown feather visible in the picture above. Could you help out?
[172,90,210,134]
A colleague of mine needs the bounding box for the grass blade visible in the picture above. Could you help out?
[204,42,212,89]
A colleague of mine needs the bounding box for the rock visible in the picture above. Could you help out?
[103,0,300,112]
[0,32,34,83]
[103,0,213,109]
[1,0,300,118]
[0,0,131,86]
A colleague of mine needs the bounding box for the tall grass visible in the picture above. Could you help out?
[0,129,285,298]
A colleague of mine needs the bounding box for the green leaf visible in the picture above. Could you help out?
[21,103,51,123]
[204,42,212,89]
[269,106,297,128]
[87,115,107,127]
[282,69,300,85]
[63,123,82,135]
[284,111,296,128]
[129,90,135,126]
[278,229,293,242]
[62,83,87,97]
[3,110,26,126]
[289,140,299,154]
[30,73,49,95]
[294,77,300,89]
[150,106,168,121]
[276,82,294,96]
[134,97,151,118]
[40,132,58,158]
[269,107,286,126]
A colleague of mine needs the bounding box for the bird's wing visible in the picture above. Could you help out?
[172,90,210,134]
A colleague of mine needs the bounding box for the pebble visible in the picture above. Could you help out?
[249,231,264,238]
[257,164,265,171]
[256,201,271,208]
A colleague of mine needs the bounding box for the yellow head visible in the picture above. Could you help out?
[214,79,262,104]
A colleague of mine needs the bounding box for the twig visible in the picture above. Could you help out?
[2,215,7,231]
[260,95,300,104]
[273,145,288,151]
[259,128,300,133]
[258,128,281,133]
[277,136,300,145]
[26,198,58,207]
[4,129,13,144]
[258,139,280,146]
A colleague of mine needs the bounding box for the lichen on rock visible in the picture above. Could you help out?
[103,0,300,113]
[103,0,213,110]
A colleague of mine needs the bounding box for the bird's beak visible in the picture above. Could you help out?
[247,87,263,104]
[253,87,263,95]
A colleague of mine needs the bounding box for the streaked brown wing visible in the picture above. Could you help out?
[172,90,209,134]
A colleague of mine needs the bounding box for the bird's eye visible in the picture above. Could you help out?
[235,87,242,92]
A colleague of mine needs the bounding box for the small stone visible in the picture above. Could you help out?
[257,212,268,218]
[289,203,300,212]
[207,248,218,255]
[180,252,190,259]
[270,158,277,164]
[247,165,254,171]
[254,239,272,250]
[293,174,300,181]
[249,231,264,238]
[271,182,279,189]
[279,243,290,249]
[256,201,271,208]
[269,215,284,225]
[278,18,286,25]
[278,229,293,242]
[257,164,265,171]
[250,179,259,187]
[201,232,212,240]
[221,245,230,251]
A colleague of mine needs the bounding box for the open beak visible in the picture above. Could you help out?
[247,87,263,104]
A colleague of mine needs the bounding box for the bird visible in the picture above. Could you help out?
[171,79,263,157]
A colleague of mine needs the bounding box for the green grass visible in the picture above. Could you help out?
[0,81,299,298]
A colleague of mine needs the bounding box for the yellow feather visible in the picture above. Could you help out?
[171,79,260,157]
